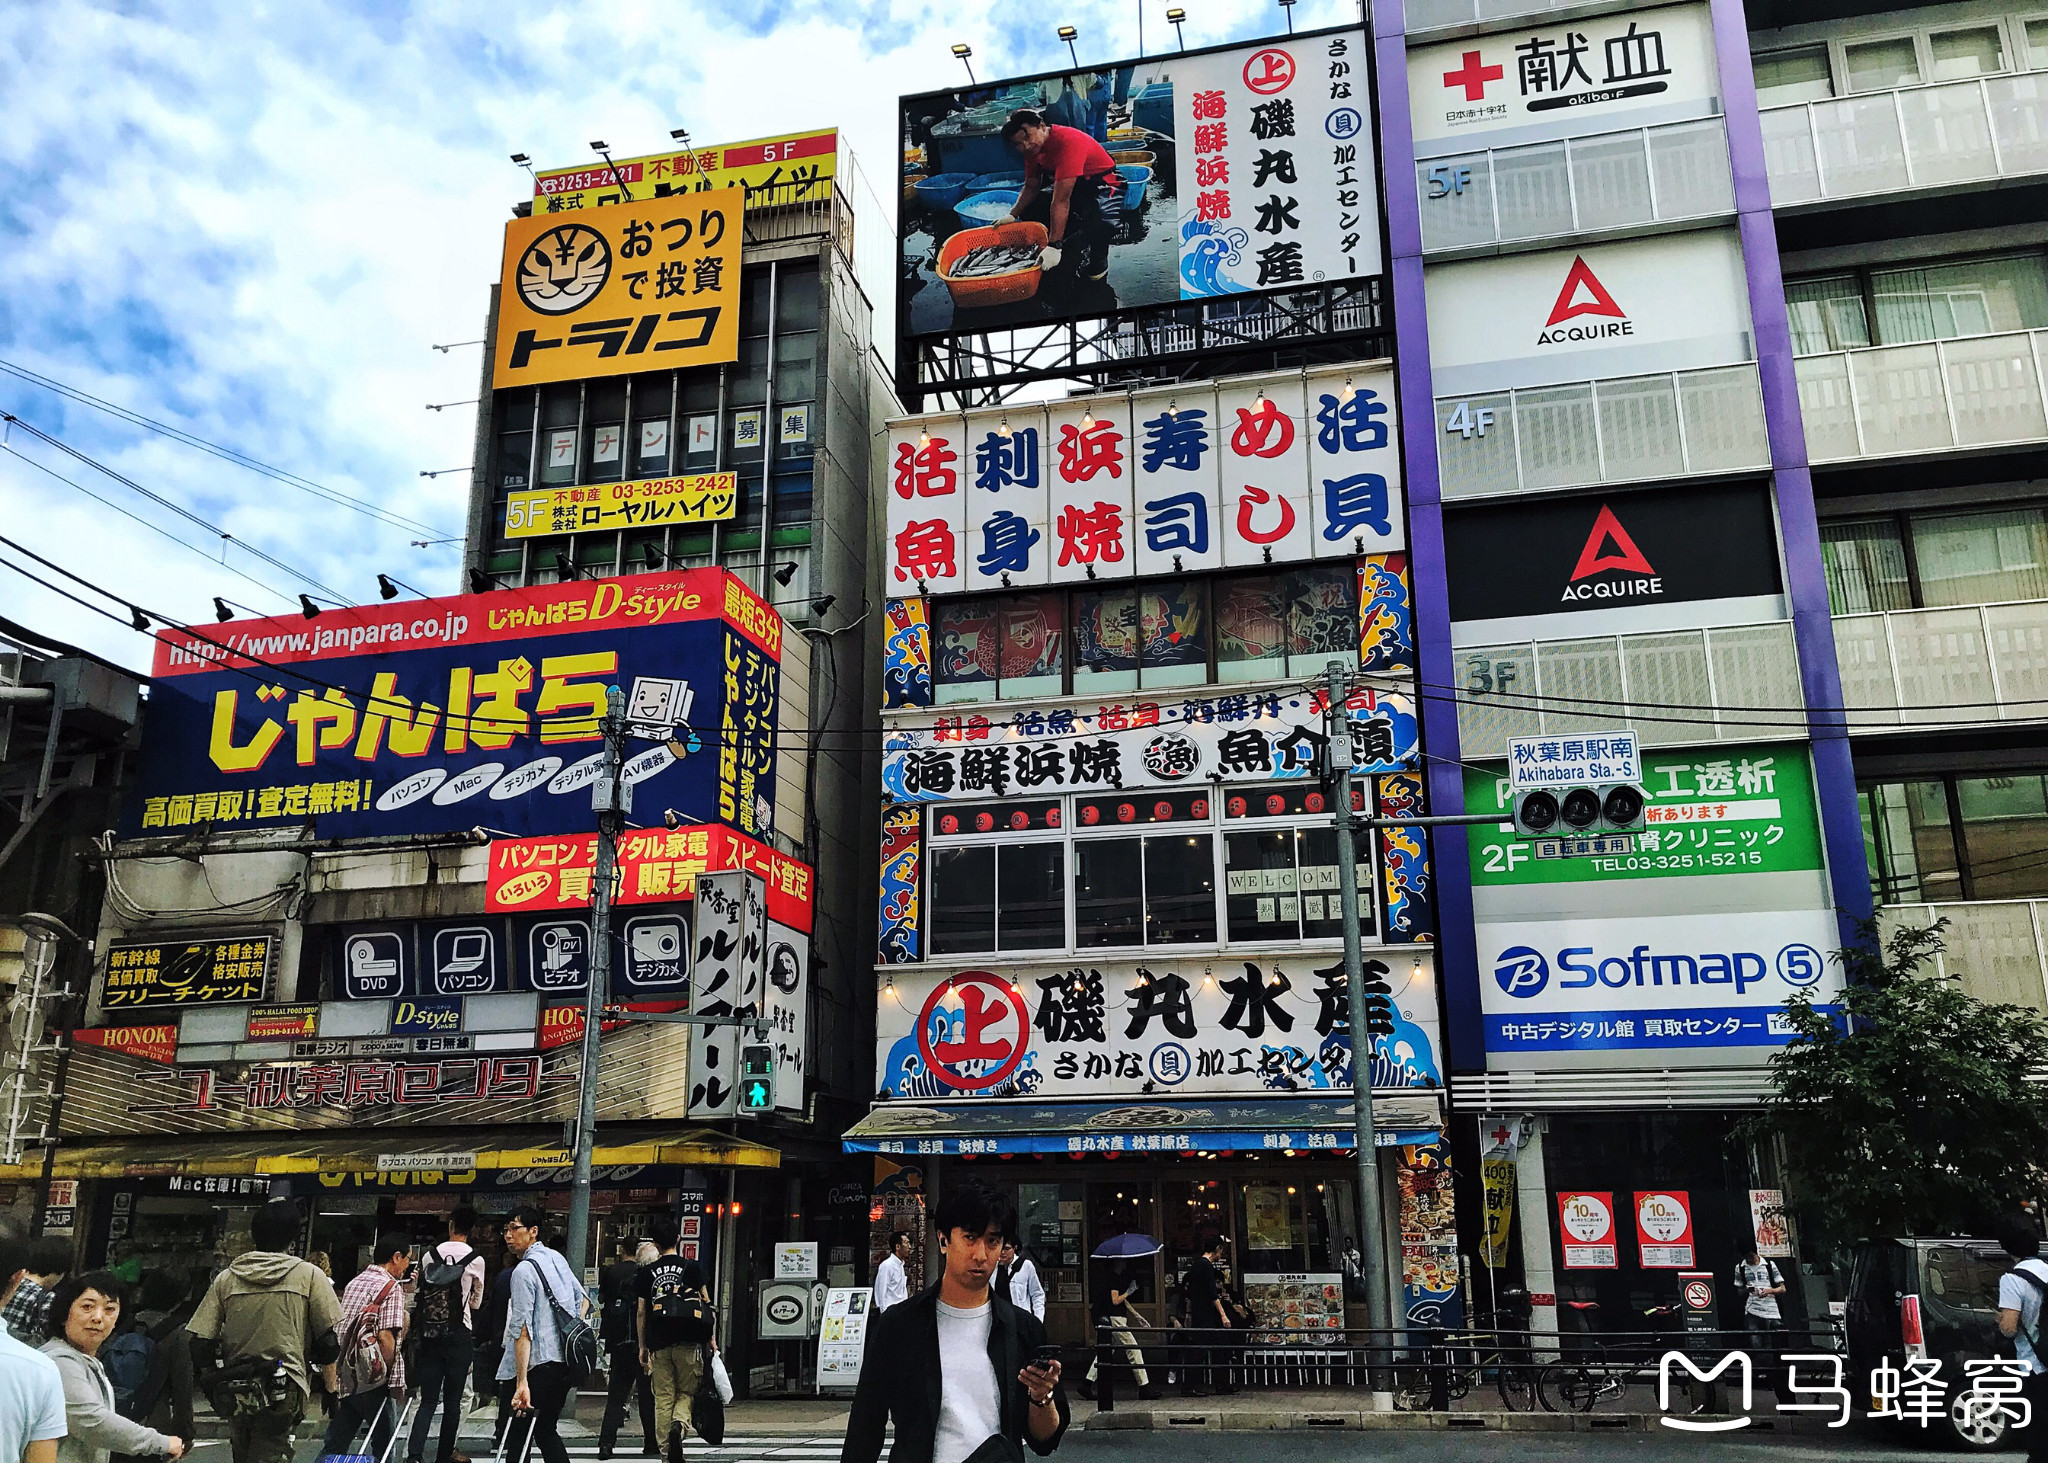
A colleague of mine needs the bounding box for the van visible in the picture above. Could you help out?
[1844,1238,2018,1449]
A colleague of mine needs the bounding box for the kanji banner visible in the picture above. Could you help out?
[492,187,743,390]
[504,473,738,539]
[483,824,814,934]
[129,570,780,844]
[533,129,837,213]
[102,937,274,1012]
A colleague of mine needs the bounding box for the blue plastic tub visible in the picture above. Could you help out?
[1116,164,1152,212]
[914,172,976,210]
[955,188,1022,232]
[1131,83,1175,136]
[966,171,1025,193]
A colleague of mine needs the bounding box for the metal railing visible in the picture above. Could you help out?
[1457,620,1803,758]
[1796,328,2048,464]
[1418,118,1734,255]
[1832,597,2048,730]
[1877,900,2048,1014]
[1762,72,2048,208]
[1435,364,1769,500]
[1404,0,1603,34]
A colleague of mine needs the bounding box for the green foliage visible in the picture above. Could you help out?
[1740,918,2048,1241]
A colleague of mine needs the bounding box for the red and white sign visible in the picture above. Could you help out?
[73,1024,179,1065]
[1047,397,1134,587]
[1556,1191,1618,1268]
[916,973,1030,1092]
[886,419,967,593]
[1683,1277,1714,1311]
[1635,1190,1696,1268]
[1219,378,1312,568]
[484,824,812,934]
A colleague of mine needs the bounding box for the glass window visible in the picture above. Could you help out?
[1145,834,1216,944]
[996,595,1064,699]
[1844,37,1921,92]
[729,336,769,409]
[1925,1246,2006,1313]
[1216,574,1289,683]
[1754,46,1834,105]
[930,845,995,954]
[776,264,821,328]
[1929,26,2006,81]
[1236,1178,1349,1277]
[1074,587,1139,694]
[540,384,580,485]
[1225,827,1367,941]
[632,376,673,477]
[1872,256,2048,343]
[1913,507,2048,606]
[1139,584,1207,687]
[999,843,1067,949]
[2028,20,2048,71]
[1784,275,1871,355]
[740,267,773,337]
[1958,775,2048,899]
[1819,519,1913,613]
[585,381,626,484]
[1861,780,1961,902]
[774,332,817,404]
[771,467,813,530]
[1075,837,1145,947]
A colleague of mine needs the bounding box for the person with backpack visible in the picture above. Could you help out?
[1997,1215,2048,1461]
[1735,1245,1788,1393]
[406,1208,485,1463]
[186,1200,342,1463]
[39,1273,183,1463]
[321,1234,413,1462]
[107,1271,196,1463]
[598,1238,657,1460]
[499,1208,592,1463]
[635,1219,712,1463]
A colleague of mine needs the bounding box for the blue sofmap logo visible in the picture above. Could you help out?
[1493,946,1549,998]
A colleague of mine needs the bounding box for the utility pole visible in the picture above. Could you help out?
[565,684,627,1276]
[1325,661,1395,1412]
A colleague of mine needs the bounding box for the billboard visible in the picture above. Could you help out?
[874,952,1440,1101]
[899,29,1380,338]
[884,364,1401,594]
[492,187,744,390]
[503,472,737,540]
[1425,229,1752,394]
[532,129,838,213]
[129,570,780,844]
[1409,3,1719,151]
[1442,481,1782,627]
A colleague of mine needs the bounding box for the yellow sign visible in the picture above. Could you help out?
[504,473,739,539]
[492,188,743,391]
[1481,1157,1516,1269]
[533,130,837,214]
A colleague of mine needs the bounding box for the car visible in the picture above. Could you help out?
[1843,1237,2024,1450]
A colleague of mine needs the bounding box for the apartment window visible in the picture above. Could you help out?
[1784,276,1871,355]
[495,392,535,495]
[2028,19,2048,70]
[1820,504,2048,613]
[1754,46,1834,106]
[1820,519,1912,613]
[1786,253,2048,354]
[1844,37,1920,93]
[924,566,1360,704]
[540,385,579,485]
[584,380,626,484]
[1865,774,2048,902]
[1928,25,2006,81]
[1862,781,1963,902]
[632,377,673,477]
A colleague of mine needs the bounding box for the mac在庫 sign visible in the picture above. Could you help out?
[492,188,743,390]
[504,473,738,539]
[532,129,837,213]
[126,570,780,844]
[101,937,275,1011]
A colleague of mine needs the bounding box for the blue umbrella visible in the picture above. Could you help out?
[1091,1232,1163,1260]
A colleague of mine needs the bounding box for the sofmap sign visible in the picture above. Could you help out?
[881,687,1418,803]
[1478,908,1842,1064]
[1425,230,1752,394]
[1409,3,1720,151]
[1443,481,1780,625]
[885,365,1401,595]
[127,570,780,843]
[875,955,1442,1101]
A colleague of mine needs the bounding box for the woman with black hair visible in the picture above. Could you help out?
[40,1273,182,1463]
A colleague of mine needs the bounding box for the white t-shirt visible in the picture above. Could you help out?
[432,1240,488,1329]
[934,1299,1001,1463]
[1737,1258,1783,1320]
[1999,1257,2048,1374]
[0,1324,66,1463]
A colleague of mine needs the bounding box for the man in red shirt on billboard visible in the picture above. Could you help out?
[999,109,1122,284]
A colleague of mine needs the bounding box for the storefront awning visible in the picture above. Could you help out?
[841,1094,1443,1157]
[24,1129,780,1180]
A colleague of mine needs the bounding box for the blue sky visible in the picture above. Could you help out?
[0,0,1362,671]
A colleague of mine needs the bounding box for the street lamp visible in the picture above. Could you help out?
[952,43,976,83]
[1058,25,1079,67]
[1278,0,1296,32]
[1166,8,1187,50]
[589,139,632,200]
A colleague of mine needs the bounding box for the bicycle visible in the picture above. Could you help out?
[1390,1310,1539,1411]
[1536,1300,1626,1413]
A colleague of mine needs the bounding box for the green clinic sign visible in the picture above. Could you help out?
[1466,741,1824,887]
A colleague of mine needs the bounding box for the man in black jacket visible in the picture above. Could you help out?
[841,1181,1068,1463]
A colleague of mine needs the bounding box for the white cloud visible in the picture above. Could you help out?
[0,0,1357,670]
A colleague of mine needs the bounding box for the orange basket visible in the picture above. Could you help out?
[1110,149,1156,168]
[937,221,1049,310]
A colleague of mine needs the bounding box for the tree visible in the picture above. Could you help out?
[1740,919,2048,1240]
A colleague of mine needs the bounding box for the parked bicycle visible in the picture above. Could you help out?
[1392,1307,1539,1411]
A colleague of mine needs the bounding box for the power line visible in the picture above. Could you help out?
[0,355,451,537]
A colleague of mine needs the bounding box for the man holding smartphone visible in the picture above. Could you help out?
[842,1181,1068,1463]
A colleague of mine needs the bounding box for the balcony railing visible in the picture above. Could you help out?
[1418,118,1733,255]
[1833,598,2048,730]
[1435,363,1769,499]
[1762,73,2048,208]
[1797,329,2048,463]
[1457,620,1804,758]
[1877,900,2048,1013]
[1404,0,1597,34]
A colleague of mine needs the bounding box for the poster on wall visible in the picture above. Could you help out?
[1243,1183,1294,1249]
[1635,1190,1695,1268]
[898,31,1381,339]
[1749,1187,1792,1258]
[1557,1191,1618,1268]
[1240,1272,1344,1344]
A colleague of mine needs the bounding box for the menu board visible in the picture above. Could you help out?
[817,1288,871,1391]
[1240,1272,1345,1345]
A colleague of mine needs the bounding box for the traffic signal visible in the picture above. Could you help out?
[1512,783,1647,838]
[1512,788,1560,837]
[738,1044,775,1114]
[1597,782,1646,833]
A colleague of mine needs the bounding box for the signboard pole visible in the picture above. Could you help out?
[565,685,627,1277]
[1326,661,1394,1412]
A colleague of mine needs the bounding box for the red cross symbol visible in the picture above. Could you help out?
[1489,1123,1512,1147]
[1443,50,1503,101]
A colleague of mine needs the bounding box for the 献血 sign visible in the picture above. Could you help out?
[1508,731,1638,788]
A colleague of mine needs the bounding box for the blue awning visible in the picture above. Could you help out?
[841,1093,1443,1157]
